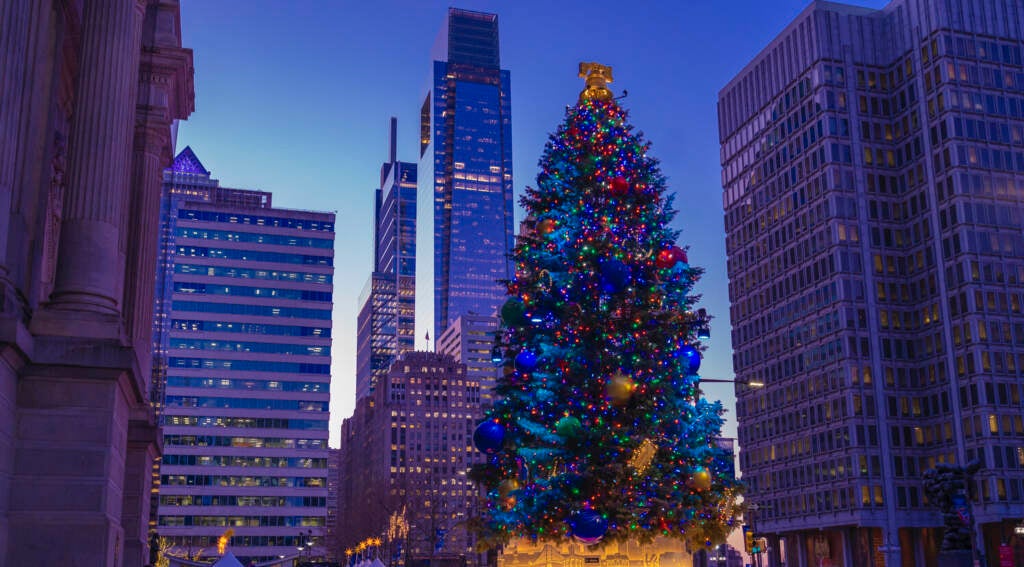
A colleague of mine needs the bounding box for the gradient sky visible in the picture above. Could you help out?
[177,0,888,448]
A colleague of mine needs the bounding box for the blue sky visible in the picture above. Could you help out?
[177,0,887,448]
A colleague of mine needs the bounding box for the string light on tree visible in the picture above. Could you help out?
[469,62,742,549]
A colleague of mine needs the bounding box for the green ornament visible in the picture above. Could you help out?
[555,416,583,439]
[500,298,527,326]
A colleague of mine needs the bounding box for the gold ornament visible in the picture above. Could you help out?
[498,478,520,498]
[606,371,635,405]
[537,218,557,236]
[689,468,712,491]
[579,62,614,102]
[628,438,658,475]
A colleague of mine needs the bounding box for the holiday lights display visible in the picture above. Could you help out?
[470,64,742,549]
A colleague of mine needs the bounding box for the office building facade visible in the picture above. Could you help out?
[416,8,514,342]
[339,351,484,565]
[719,1,1024,565]
[436,313,502,408]
[0,2,193,565]
[154,148,335,563]
[357,119,418,400]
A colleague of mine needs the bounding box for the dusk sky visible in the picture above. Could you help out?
[177,0,888,448]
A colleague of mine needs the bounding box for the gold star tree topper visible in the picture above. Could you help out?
[579,62,614,102]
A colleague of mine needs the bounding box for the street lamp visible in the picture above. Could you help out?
[695,376,765,388]
[296,529,315,565]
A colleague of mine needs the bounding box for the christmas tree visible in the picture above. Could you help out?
[470,63,742,549]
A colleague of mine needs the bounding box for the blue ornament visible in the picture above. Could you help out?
[570,509,608,544]
[679,344,701,375]
[473,421,505,454]
[599,258,631,292]
[515,350,538,371]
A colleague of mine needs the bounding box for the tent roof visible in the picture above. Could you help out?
[213,552,245,567]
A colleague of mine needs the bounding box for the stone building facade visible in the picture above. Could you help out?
[719,1,1024,565]
[0,1,194,565]
[339,351,486,566]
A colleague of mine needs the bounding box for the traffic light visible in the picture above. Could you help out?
[743,525,762,554]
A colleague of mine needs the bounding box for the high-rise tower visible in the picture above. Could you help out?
[719,1,1024,565]
[154,148,335,563]
[356,119,417,400]
[416,8,514,343]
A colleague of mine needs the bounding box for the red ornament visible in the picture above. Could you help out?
[608,176,630,196]
[672,246,688,264]
[655,248,676,269]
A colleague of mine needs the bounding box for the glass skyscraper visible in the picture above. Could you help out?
[719,1,1024,565]
[416,8,514,342]
[153,147,335,563]
[356,118,417,400]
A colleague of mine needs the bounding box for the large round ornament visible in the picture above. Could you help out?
[515,349,539,372]
[608,176,631,196]
[689,468,712,491]
[655,248,677,269]
[569,509,609,544]
[555,416,583,439]
[498,478,520,498]
[501,298,527,327]
[537,218,557,236]
[672,246,688,264]
[473,421,505,454]
[606,372,635,405]
[599,258,631,292]
[679,344,701,375]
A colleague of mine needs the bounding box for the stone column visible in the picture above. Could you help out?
[1,3,50,562]
[121,415,160,567]
[0,0,32,317]
[123,0,194,382]
[119,5,194,564]
[48,0,145,318]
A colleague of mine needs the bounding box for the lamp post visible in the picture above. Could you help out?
[694,377,765,387]
[693,376,765,400]
[296,529,314,565]
[693,377,763,565]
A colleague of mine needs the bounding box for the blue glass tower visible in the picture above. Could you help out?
[416,8,514,343]
[356,118,417,399]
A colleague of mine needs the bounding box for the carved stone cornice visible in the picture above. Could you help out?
[138,0,195,123]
